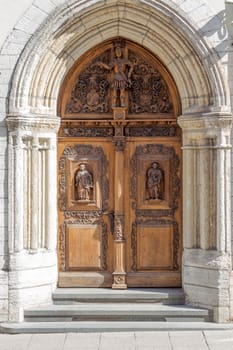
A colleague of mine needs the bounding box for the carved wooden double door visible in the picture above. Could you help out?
[58,39,182,288]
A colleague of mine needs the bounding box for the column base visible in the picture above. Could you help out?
[112,273,127,289]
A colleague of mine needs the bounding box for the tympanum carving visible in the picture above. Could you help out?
[128,50,173,114]
[66,51,110,114]
[64,40,174,115]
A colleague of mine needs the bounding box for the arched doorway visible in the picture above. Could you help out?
[57,38,182,288]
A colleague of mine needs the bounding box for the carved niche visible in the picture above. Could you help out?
[130,144,180,213]
[59,145,109,211]
[64,40,174,115]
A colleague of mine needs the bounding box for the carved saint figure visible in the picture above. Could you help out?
[75,164,93,201]
[98,44,134,107]
[147,162,163,200]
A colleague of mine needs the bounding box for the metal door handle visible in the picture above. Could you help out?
[104,211,115,234]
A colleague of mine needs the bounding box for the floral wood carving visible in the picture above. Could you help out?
[128,50,173,114]
[125,125,177,137]
[61,127,114,137]
[66,51,110,114]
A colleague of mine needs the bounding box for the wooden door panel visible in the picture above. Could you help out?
[66,223,107,271]
[126,140,182,287]
[135,223,173,270]
[58,140,114,287]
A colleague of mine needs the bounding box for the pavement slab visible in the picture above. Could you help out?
[0,330,233,349]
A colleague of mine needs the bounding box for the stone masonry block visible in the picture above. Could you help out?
[184,284,230,307]
[15,6,47,35]
[33,0,57,15]
[0,42,27,56]
[9,265,58,289]
[0,213,7,229]
[0,55,19,71]
[9,283,55,308]
[183,265,230,289]
[0,84,10,99]
[181,0,206,14]
[9,251,57,271]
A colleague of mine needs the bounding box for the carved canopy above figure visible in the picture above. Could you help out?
[59,39,180,119]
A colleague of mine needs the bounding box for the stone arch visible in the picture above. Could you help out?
[7,0,230,117]
[5,0,232,323]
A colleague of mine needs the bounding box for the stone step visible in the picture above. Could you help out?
[52,288,185,305]
[1,321,233,334]
[24,303,209,322]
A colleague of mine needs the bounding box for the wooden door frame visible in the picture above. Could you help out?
[57,37,182,288]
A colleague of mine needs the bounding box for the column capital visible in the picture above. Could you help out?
[6,114,60,133]
[178,112,232,131]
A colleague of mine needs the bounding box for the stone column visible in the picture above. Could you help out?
[7,115,60,321]
[178,112,232,322]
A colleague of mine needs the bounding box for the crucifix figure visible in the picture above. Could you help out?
[98,44,134,107]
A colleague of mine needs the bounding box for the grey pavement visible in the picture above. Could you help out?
[1,331,233,350]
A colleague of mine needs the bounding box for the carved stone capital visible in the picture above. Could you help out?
[178,112,232,148]
[7,115,60,134]
[178,112,232,132]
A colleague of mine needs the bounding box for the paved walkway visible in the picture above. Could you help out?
[1,330,233,350]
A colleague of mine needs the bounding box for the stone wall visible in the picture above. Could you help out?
[0,0,232,322]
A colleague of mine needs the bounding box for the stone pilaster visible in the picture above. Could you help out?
[178,112,232,322]
[7,115,60,321]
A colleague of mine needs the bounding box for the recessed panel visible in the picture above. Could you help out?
[137,224,173,270]
[66,224,102,270]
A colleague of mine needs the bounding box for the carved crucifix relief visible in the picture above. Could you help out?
[97,42,134,108]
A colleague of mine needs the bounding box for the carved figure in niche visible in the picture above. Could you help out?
[147,162,163,200]
[75,164,93,201]
[98,44,134,107]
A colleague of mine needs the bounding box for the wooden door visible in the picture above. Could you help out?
[58,139,115,287]
[58,38,182,288]
[125,139,181,287]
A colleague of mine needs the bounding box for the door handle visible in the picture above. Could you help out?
[104,211,115,234]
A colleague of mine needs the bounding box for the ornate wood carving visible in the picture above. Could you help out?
[61,127,114,137]
[125,125,177,137]
[66,51,110,114]
[114,215,125,241]
[59,145,109,211]
[64,210,102,223]
[131,220,179,271]
[60,224,66,272]
[128,50,173,114]
[130,144,180,211]
[146,161,164,200]
[75,163,93,201]
[64,40,174,115]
